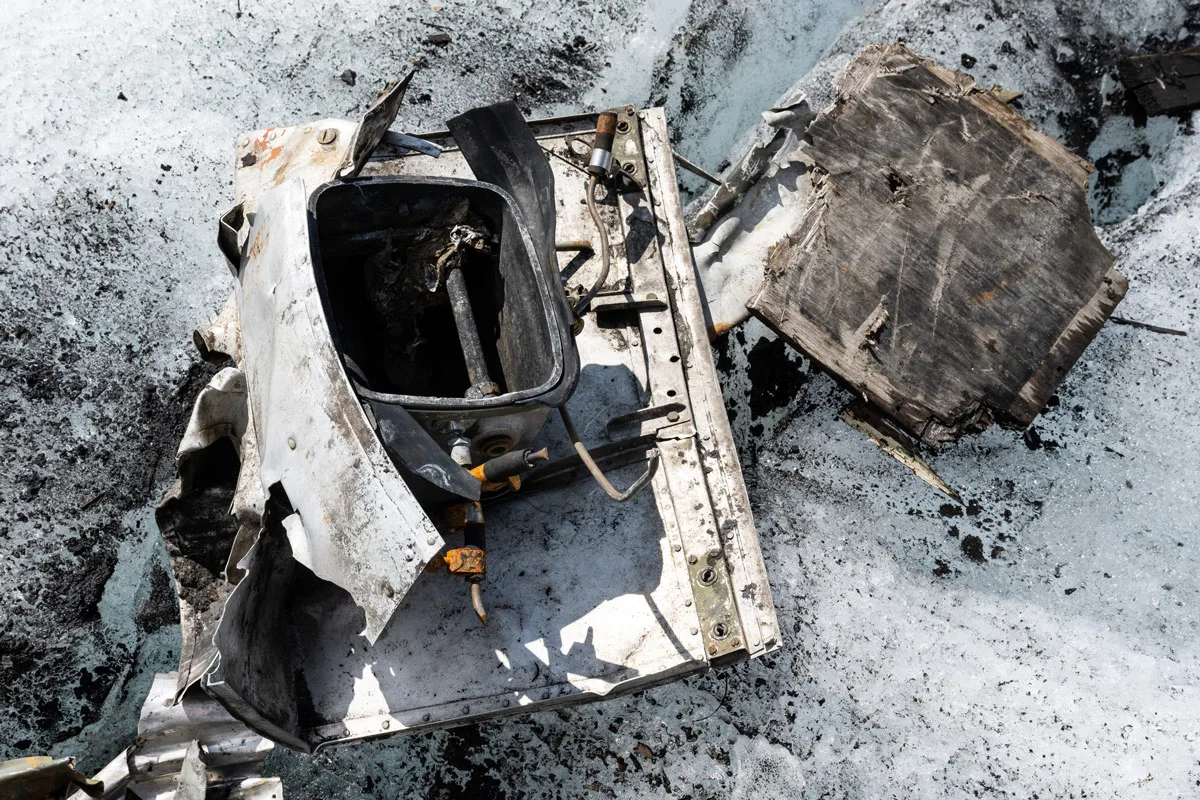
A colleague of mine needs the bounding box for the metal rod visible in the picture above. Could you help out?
[470,583,487,625]
[465,519,487,625]
[671,149,723,185]
[444,264,498,397]
[555,239,594,251]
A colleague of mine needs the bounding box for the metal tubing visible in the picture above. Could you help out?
[559,406,658,502]
[571,174,611,316]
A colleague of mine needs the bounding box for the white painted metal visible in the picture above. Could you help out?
[167,108,778,749]
[232,178,445,643]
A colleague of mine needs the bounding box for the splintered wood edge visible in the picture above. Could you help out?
[836,43,1093,185]
[746,281,943,437]
[1008,265,1128,423]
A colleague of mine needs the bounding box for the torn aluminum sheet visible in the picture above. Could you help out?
[687,89,816,336]
[62,673,280,800]
[0,756,101,799]
[158,86,777,750]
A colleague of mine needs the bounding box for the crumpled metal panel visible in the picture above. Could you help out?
[686,95,816,337]
[233,177,443,642]
[0,756,101,799]
[65,673,281,800]
[156,367,248,701]
[150,100,776,751]
[338,70,414,179]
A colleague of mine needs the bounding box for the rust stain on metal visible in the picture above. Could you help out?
[269,133,345,189]
[444,546,485,576]
[445,500,484,532]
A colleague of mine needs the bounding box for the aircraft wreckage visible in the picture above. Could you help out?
[6,44,1127,799]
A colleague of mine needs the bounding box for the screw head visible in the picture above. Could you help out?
[708,547,722,560]
[687,554,698,565]
[708,644,719,655]
[318,127,338,145]
[287,436,296,450]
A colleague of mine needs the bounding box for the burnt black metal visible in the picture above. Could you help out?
[368,400,480,507]
[310,177,574,413]
[447,102,579,406]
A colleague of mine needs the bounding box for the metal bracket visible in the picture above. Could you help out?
[560,105,649,191]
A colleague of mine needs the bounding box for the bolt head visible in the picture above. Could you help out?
[667,411,681,423]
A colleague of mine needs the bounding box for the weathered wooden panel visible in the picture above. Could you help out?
[1119,46,1200,117]
[748,44,1126,447]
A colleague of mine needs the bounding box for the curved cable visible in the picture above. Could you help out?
[571,174,611,316]
[559,406,657,502]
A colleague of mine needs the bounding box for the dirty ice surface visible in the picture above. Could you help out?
[1,0,1199,797]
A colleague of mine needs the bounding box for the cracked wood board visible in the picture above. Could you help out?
[1118,45,1200,117]
[747,43,1126,448]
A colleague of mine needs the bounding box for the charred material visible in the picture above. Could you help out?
[748,44,1126,447]
[1119,45,1200,116]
